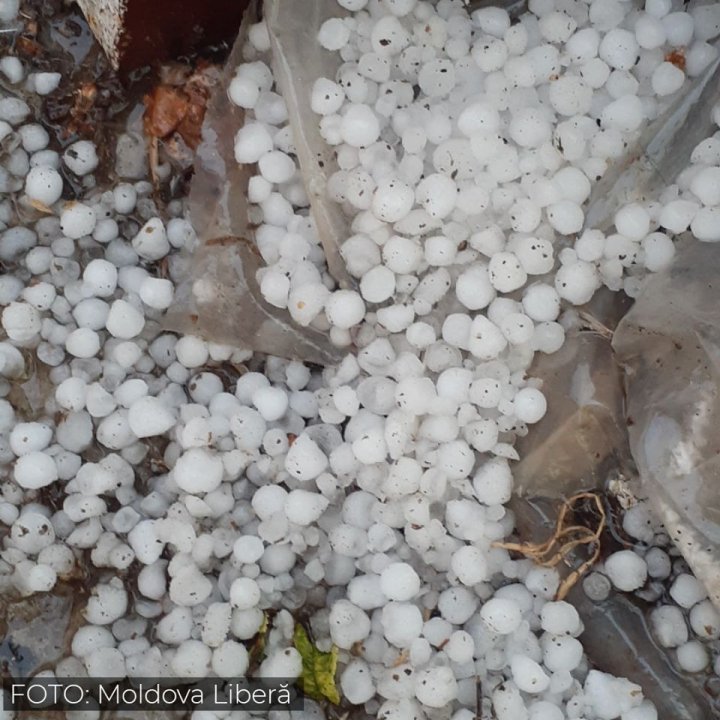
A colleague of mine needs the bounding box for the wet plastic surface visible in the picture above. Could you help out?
[164,3,343,367]
[614,238,720,613]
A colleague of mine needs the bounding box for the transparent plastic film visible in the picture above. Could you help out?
[164,2,342,367]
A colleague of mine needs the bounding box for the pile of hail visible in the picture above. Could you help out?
[2,0,720,719]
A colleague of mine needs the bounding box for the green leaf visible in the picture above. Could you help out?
[293,623,340,705]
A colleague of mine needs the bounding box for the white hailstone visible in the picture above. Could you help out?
[173,448,223,494]
[105,300,145,339]
[651,61,684,96]
[546,200,584,235]
[456,265,495,310]
[473,458,513,505]
[10,421,52,454]
[416,174,458,219]
[228,74,260,109]
[284,489,329,526]
[85,646,125,678]
[418,58,456,97]
[548,75,592,116]
[285,433,328,481]
[509,107,551,148]
[172,640,212,678]
[543,634,584,673]
[601,94,644,133]
[174,335,208,368]
[458,102,500,136]
[599,28,639,70]
[541,601,581,636]
[341,104,380,147]
[499,313,534,344]
[212,640,249,677]
[25,166,62,206]
[614,203,650,240]
[252,385,288,422]
[233,535,264,565]
[31,71,61,95]
[466,315,506,362]
[481,598,522,634]
[436,440,474,479]
[360,265,395,304]
[132,218,169,261]
[0,97,29,124]
[318,17,351,50]
[139,277,173,309]
[170,565,213,607]
[380,562,421,601]
[128,396,175,438]
[669,573,707,609]
[382,602,423,648]
[645,547,671,580]
[451,545,488,586]
[513,387,547,424]
[11,512,55,554]
[0,56,22,83]
[492,682,527,720]
[85,579,128,624]
[63,140,98,175]
[259,150,296,184]
[113,183,137,214]
[690,166,720,206]
[230,577,261,610]
[522,284,560,322]
[325,290,366,329]
[14,451,58,489]
[83,258,117,297]
[691,207,720,242]
[60,202,96,239]
[372,177,414,222]
[554,261,599,305]
[414,667,458,709]
[311,78,345,116]
[371,15,409,56]
[341,659,375,705]
[65,328,100,358]
[383,235,423,274]
[288,283,331,325]
[473,37,509,73]
[689,599,720,640]
[329,600,371,649]
[676,641,709,673]
[605,550,648,592]
[234,122,273,164]
[2,301,40,342]
[641,232,675,272]
[584,671,644,720]
[650,605,688,648]
[511,655,550,694]
[488,252,527,292]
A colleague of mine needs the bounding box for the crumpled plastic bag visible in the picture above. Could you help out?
[164,1,342,366]
[513,290,633,498]
[613,237,720,611]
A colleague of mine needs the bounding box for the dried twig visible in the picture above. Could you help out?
[493,492,606,600]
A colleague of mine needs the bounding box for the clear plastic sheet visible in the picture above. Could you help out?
[265,0,355,291]
[164,3,343,366]
[513,290,633,498]
[584,50,720,231]
[613,238,720,612]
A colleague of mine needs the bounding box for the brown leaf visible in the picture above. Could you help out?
[143,85,189,139]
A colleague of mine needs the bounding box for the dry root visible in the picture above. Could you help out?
[493,492,606,601]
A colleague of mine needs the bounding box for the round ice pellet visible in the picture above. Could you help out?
[605,550,648,592]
